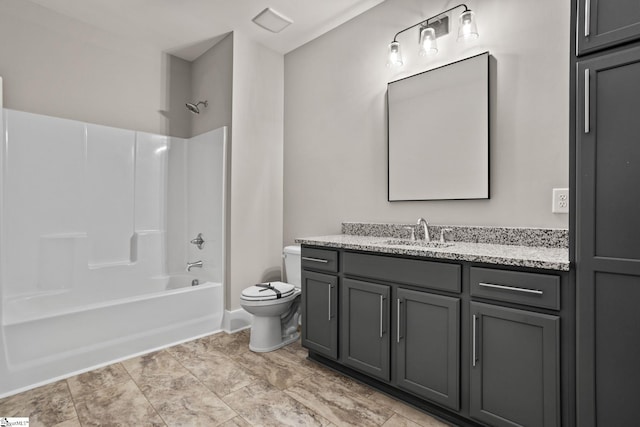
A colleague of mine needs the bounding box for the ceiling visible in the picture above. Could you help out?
[26,0,386,61]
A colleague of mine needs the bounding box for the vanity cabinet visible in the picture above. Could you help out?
[469,267,561,427]
[342,251,462,411]
[577,0,640,55]
[469,302,559,427]
[573,1,640,424]
[301,248,339,359]
[301,245,571,427]
[396,288,460,411]
[341,278,390,381]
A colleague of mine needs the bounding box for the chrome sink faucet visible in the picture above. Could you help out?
[417,217,430,242]
[186,260,203,272]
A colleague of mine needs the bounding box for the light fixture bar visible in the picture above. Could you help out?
[391,3,470,42]
[421,16,449,40]
[386,3,478,67]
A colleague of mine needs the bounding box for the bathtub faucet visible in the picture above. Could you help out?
[186,260,203,272]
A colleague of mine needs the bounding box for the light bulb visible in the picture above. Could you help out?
[458,10,479,41]
[418,26,438,56]
[386,41,404,68]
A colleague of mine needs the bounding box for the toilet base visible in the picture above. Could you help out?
[248,314,300,352]
[249,331,299,353]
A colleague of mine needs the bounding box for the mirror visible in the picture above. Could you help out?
[388,52,489,201]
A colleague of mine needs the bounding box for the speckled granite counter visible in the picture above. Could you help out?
[295,232,570,271]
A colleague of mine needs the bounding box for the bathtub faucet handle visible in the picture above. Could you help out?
[186,260,203,272]
[190,233,205,250]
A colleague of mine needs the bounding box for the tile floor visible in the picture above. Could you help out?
[0,330,451,426]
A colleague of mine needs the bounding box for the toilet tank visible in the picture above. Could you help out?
[283,245,301,287]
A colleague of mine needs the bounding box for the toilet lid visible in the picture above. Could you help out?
[241,281,296,301]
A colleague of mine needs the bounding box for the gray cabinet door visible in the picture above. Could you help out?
[470,302,559,427]
[301,270,338,359]
[341,278,391,381]
[577,0,640,55]
[576,46,640,427]
[396,288,460,411]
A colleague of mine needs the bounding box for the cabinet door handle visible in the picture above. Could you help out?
[472,314,478,367]
[397,298,402,343]
[379,295,384,338]
[327,284,332,321]
[584,0,590,37]
[584,68,590,133]
[478,282,543,295]
[302,256,329,264]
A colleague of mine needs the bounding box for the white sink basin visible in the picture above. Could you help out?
[382,239,454,248]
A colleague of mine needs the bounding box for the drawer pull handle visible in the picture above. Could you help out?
[302,256,329,264]
[584,68,590,133]
[397,298,402,343]
[478,282,543,295]
[584,0,590,37]
[472,314,478,367]
[328,284,332,321]
[379,295,384,338]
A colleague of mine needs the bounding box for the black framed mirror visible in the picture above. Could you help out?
[388,52,489,201]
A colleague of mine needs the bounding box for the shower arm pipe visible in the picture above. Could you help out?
[391,3,470,42]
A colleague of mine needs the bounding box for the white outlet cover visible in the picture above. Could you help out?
[552,188,569,214]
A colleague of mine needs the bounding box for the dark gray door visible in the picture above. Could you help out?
[341,278,390,381]
[301,270,338,359]
[576,46,640,427]
[577,0,640,55]
[396,288,460,411]
[470,302,559,427]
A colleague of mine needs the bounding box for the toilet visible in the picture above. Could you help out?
[240,245,302,352]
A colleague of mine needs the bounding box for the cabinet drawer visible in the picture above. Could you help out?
[343,252,461,293]
[577,0,640,56]
[470,267,560,310]
[301,247,339,273]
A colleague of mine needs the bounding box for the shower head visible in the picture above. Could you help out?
[186,100,208,114]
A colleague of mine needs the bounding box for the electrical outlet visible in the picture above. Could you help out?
[552,188,569,214]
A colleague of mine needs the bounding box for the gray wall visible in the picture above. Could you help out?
[283,0,570,244]
[228,32,284,310]
[0,0,286,311]
[191,33,233,137]
[0,0,191,137]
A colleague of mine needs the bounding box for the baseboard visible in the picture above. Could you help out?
[222,308,252,333]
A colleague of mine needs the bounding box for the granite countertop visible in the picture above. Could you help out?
[295,234,570,271]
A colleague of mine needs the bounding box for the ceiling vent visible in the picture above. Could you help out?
[252,7,293,33]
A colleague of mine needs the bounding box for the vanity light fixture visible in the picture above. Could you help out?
[458,9,479,40]
[419,26,438,56]
[386,3,479,67]
[388,41,403,67]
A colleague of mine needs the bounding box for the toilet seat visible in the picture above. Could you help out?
[241,281,296,302]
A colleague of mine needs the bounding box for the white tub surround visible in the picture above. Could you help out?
[0,109,227,397]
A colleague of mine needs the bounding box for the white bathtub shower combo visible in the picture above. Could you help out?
[0,105,227,397]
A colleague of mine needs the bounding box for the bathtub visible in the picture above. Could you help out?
[0,275,223,398]
[0,111,228,397]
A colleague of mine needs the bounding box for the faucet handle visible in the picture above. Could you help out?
[403,226,416,241]
[439,228,453,243]
[190,233,205,250]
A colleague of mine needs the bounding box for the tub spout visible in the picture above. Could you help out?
[186,260,203,272]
